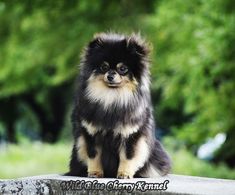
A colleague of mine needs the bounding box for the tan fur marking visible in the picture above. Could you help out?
[114,124,139,138]
[81,120,99,135]
[76,136,88,165]
[87,147,103,176]
[117,136,150,178]
[86,73,138,109]
[77,136,103,177]
[122,76,138,92]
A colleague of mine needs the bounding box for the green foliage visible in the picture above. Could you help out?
[0,0,154,97]
[0,0,155,143]
[0,1,92,97]
[0,0,235,170]
[143,0,235,147]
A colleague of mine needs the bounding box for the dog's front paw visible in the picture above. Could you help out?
[117,172,133,179]
[88,171,103,178]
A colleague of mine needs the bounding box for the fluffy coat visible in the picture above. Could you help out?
[66,33,171,178]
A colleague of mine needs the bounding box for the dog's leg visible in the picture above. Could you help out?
[66,142,88,177]
[82,128,103,178]
[87,147,103,178]
[117,135,150,179]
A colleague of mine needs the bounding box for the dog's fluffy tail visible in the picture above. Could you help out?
[147,139,171,177]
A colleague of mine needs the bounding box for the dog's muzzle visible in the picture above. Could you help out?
[104,70,122,87]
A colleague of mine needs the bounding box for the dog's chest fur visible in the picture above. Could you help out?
[79,85,148,133]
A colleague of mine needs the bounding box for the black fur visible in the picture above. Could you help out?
[125,131,142,159]
[66,33,171,178]
[100,132,121,177]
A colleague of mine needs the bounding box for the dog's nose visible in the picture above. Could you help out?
[107,75,114,81]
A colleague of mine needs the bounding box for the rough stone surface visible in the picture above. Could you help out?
[0,174,235,195]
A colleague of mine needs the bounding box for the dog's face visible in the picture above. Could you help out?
[96,61,132,88]
[81,33,149,107]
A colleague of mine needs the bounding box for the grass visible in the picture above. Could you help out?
[0,140,235,179]
[0,142,71,179]
[170,148,235,179]
[164,136,235,180]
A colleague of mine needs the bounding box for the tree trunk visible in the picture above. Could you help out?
[23,82,71,143]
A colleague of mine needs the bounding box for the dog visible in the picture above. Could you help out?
[66,33,171,178]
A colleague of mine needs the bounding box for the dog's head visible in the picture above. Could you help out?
[81,33,150,107]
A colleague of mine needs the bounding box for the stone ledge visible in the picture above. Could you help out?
[0,174,235,195]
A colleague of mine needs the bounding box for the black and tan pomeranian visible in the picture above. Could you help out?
[66,33,171,178]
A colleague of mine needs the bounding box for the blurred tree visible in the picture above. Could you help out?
[0,97,19,143]
[21,81,72,142]
[143,0,235,166]
[1,0,234,168]
[0,0,155,142]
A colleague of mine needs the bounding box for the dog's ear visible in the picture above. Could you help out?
[88,34,104,49]
[126,35,149,57]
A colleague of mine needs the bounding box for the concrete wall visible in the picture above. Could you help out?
[1,174,235,195]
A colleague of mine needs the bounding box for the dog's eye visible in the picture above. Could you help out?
[100,62,110,72]
[117,64,128,75]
